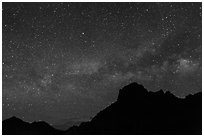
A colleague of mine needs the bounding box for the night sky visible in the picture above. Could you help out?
[2,2,202,125]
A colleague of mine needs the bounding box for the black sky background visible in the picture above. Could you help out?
[2,2,202,125]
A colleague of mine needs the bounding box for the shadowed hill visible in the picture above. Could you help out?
[2,116,65,135]
[2,82,202,135]
[65,82,202,135]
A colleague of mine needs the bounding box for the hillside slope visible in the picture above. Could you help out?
[65,82,202,135]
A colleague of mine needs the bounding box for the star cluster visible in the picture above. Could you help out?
[2,2,202,124]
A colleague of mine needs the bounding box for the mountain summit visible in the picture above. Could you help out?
[117,82,148,102]
[66,82,202,135]
[3,82,202,135]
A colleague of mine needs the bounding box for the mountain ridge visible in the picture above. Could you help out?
[2,116,65,135]
[65,82,202,135]
[2,82,202,135]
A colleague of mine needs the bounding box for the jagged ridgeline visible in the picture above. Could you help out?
[3,82,202,135]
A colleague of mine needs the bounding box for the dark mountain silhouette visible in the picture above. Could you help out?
[2,82,202,135]
[65,82,202,135]
[2,116,65,135]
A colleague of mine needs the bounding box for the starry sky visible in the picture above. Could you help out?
[2,2,202,125]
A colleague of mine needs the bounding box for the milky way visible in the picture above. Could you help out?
[2,2,202,125]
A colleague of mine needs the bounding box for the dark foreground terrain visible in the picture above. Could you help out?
[3,82,202,135]
[2,116,65,135]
